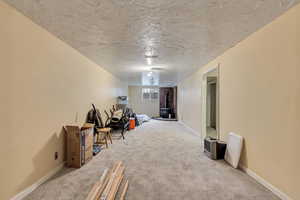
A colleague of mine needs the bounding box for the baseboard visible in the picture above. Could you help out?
[239,165,293,200]
[10,162,65,200]
[178,121,201,138]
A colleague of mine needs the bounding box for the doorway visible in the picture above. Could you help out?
[159,87,177,120]
[202,67,219,139]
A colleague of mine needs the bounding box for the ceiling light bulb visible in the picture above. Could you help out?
[146,58,152,65]
[145,46,154,57]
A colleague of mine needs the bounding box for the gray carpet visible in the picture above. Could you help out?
[24,121,279,200]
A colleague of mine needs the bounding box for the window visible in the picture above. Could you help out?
[142,88,159,100]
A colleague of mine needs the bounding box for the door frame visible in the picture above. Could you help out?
[201,64,220,140]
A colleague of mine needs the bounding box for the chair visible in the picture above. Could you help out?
[87,104,113,148]
[96,130,109,148]
[96,127,112,147]
[105,108,131,139]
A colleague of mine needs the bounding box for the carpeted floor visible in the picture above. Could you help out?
[24,120,279,200]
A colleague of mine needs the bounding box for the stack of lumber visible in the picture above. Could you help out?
[86,161,129,200]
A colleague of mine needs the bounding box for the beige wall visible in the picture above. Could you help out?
[128,86,159,117]
[177,75,202,133]
[0,2,127,200]
[178,4,300,200]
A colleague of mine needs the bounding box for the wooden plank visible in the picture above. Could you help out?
[86,168,109,200]
[94,169,110,199]
[119,180,129,200]
[102,169,117,198]
[107,166,125,200]
[86,184,98,200]
[101,162,123,200]
[97,169,117,200]
[86,169,108,200]
[95,168,114,199]
[102,168,122,200]
[109,174,124,200]
[113,161,123,173]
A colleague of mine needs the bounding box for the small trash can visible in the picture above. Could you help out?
[129,118,135,130]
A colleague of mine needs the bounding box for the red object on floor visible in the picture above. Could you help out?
[129,118,135,130]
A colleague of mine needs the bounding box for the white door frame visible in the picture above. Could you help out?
[201,64,220,140]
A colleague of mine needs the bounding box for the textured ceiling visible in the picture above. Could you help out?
[4,0,299,86]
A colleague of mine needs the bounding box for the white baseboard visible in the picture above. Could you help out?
[10,162,65,200]
[178,121,201,138]
[239,165,293,200]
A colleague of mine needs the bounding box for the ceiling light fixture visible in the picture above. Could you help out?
[145,46,154,57]
[145,46,158,66]
[146,57,152,65]
[151,67,164,71]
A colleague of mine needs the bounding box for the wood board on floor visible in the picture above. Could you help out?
[86,161,129,200]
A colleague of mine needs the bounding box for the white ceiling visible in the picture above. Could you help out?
[4,0,299,86]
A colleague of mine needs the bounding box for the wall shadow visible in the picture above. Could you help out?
[15,127,75,195]
[240,139,248,168]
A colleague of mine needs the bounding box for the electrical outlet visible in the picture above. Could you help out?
[54,152,58,160]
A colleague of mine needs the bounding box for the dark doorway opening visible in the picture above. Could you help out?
[159,87,177,119]
[206,77,217,138]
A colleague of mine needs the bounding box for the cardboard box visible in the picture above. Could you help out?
[81,124,94,149]
[65,123,94,168]
[81,124,94,164]
[85,145,93,164]
[65,125,82,168]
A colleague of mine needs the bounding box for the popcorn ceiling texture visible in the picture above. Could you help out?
[4,0,299,85]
